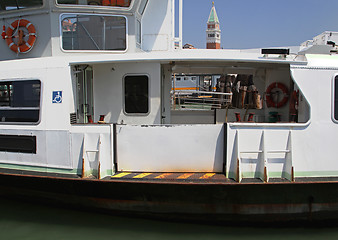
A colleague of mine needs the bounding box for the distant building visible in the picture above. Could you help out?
[206,2,221,49]
[183,43,196,49]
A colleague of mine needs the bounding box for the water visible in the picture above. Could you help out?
[0,197,338,240]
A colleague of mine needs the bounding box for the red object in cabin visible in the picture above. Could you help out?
[235,112,241,122]
[1,26,6,40]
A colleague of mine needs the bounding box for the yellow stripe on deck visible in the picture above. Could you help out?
[111,172,131,178]
[199,173,216,179]
[133,173,152,179]
[177,173,194,179]
[155,173,172,179]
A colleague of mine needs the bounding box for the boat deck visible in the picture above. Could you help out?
[111,172,233,183]
[109,172,327,184]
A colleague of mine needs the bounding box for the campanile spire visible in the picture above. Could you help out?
[206,2,221,49]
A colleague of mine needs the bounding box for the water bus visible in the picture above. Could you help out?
[1,0,338,222]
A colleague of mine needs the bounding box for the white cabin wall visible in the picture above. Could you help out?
[93,62,161,125]
[0,58,74,171]
[141,0,173,51]
[290,67,338,176]
[0,58,73,131]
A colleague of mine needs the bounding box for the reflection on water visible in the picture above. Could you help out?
[0,197,338,240]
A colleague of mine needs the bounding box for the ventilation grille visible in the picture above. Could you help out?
[70,113,77,124]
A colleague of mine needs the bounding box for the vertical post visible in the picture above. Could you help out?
[173,73,176,109]
[102,17,106,50]
[235,130,241,182]
[284,130,294,182]
[113,124,118,174]
[223,123,227,177]
[97,134,102,179]
[172,0,175,49]
[81,134,86,178]
[179,0,183,49]
[262,131,268,182]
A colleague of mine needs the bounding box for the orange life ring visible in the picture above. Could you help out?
[266,82,289,108]
[5,19,36,53]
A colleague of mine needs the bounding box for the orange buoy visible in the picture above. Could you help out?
[5,19,37,53]
[265,82,289,108]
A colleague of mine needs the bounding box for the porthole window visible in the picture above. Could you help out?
[124,75,149,114]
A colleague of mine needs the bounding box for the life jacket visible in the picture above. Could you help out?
[102,0,129,7]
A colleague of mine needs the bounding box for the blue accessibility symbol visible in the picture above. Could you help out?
[52,91,63,103]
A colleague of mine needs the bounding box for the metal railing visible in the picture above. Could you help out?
[171,90,233,110]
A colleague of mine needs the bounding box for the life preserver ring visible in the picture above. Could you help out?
[5,19,36,53]
[265,82,289,108]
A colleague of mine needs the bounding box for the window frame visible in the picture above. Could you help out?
[59,13,128,53]
[0,0,44,12]
[123,74,150,116]
[137,0,148,15]
[55,0,134,10]
[0,79,42,125]
[136,18,142,46]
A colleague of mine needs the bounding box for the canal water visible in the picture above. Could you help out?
[1,197,338,240]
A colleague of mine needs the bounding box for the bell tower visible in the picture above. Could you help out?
[206,2,221,49]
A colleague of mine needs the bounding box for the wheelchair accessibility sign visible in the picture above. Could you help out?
[52,91,63,103]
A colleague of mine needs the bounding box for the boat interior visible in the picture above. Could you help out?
[70,61,310,126]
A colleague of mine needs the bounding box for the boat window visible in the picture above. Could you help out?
[57,0,132,8]
[334,76,338,121]
[0,80,40,123]
[61,14,127,51]
[124,75,149,114]
[0,0,43,11]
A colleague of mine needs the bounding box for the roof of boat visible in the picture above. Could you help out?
[3,48,338,70]
[65,48,308,66]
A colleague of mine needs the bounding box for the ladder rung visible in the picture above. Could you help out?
[267,150,290,153]
[240,151,263,154]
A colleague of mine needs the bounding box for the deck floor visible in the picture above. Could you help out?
[111,172,236,183]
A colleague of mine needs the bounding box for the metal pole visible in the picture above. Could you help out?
[102,17,106,50]
[172,0,175,49]
[179,0,183,49]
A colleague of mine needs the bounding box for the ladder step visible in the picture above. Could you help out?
[240,151,263,154]
[267,150,290,153]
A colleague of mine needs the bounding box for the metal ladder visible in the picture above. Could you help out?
[235,130,294,183]
[81,133,102,179]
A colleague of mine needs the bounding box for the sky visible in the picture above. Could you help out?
[178,0,338,49]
